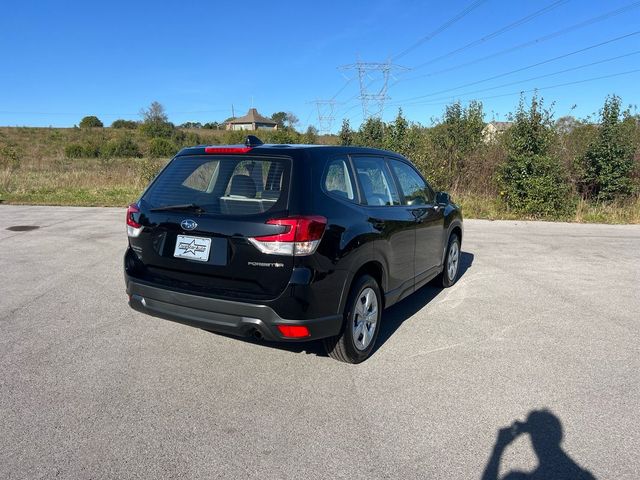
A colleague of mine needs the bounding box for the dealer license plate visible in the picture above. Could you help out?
[173,235,211,262]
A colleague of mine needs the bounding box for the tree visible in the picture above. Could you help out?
[580,95,635,200]
[384,109,409,153]
[358,118,385,149]
[178,121,202,129]
[139,101,174,138]
[304,125,318,144]
[338,119,354,146]
[285,112,299,130]
[140,101,168,123]
[79,115,103,128]
[497,95,573,217]
[271,112,287,129]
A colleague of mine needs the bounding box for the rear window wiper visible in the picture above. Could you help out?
[150,203,206,214]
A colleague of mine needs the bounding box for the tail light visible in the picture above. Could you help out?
[126,203,143,237]
[248,216,327,256]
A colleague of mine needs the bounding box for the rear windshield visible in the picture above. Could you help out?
[143,155,289,216]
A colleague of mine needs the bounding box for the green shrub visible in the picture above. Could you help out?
[100,136,141,158]
[497,95,574,217]
[64,143,85,158]
[65,142,100,158]
[356,118,385,149]
[183,131,202,147]
[220,130,246,145]
[430,101,485,190]
[269,128,303,144]
[171,129,186,145]
[497,154,573,217]
[338,119,354,146]
[139,121,174,139]
[136,158,164,183]
[0,144,21,169]
[111,119,138,129]
[304,126,318,144]
[171,129,204,148]
[148,137,178,158]
[580,95,636,201]
[79,116,104,128]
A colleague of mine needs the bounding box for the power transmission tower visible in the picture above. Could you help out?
[339,60,408,120]
[309,99,338,134]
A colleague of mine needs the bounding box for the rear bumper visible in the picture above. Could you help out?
[125,275,343,341]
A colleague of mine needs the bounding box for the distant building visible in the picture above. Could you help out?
[482,121,513,143]
[225,108,278,131]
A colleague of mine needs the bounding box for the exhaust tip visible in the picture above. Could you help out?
[252,330,264,341]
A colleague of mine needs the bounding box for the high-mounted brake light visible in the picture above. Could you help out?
[248,216,327,256]
[126,203,143,237]
[204,146,253,154]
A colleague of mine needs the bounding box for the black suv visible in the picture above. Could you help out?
[124,137,463,363]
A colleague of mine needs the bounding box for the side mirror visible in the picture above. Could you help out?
[435,191,450,205]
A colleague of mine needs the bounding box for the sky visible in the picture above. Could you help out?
[1,0,639,131]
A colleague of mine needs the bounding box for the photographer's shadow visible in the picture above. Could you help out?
[482,409,596,480]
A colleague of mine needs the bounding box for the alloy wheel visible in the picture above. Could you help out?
[351,287,378,351]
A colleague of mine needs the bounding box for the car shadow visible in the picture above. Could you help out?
[481,409,596,479]
[205,251,474,359]
[371,251,474,356]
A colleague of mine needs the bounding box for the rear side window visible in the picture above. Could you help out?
[324,157,355,201]
[353,156,400,206]
[143,155,289,216]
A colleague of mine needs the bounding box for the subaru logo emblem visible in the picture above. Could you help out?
[181,219,197,231]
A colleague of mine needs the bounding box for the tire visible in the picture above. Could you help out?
[440,233,461,288]
[323,275,381,364]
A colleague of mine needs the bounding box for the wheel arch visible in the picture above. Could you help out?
[451,224,463,244]
[340,260,387,314]
[441,219,463,265]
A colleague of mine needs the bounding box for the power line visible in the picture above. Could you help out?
[323,2,638,124]
[391,30,640,104]
[389,50,640,107]
[406,0,571,71]
[335,0,573,119]
[393,69,640,108]
[392,0,490,61]
[329,77,355,101]
[301,109,315,131]
[396,0,640,84]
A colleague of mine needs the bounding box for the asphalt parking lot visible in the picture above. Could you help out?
[1,205,639,479]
